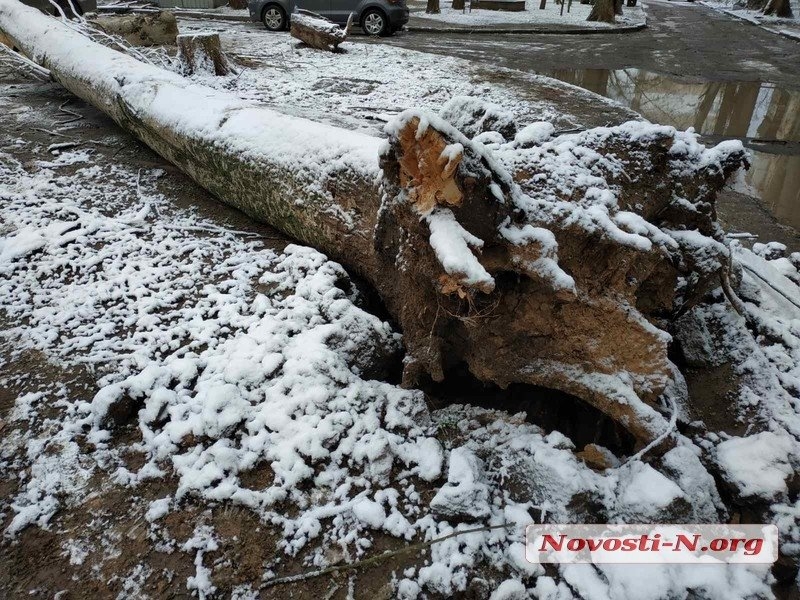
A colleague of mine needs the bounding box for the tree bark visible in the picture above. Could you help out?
[177,32,235,76]
[587,0,615,21]
[0,0,748,452]
[290,11,348,52]
[452,0,465,9]
[426,0,441,14]
[763,0,793,17]
[614,0,623,15]
[89,11,178,47]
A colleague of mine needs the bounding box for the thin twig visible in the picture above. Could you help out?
[35,128,70,138]
[263,522,514,587]
[740,262,800,313]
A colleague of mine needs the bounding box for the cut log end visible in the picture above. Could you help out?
[290,11,348,52]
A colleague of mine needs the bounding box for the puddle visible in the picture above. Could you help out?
[543,69,800,231]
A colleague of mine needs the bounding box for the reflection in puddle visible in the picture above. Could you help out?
[544,69,800,230]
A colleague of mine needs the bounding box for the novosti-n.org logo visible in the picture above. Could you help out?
[526,524,779,564]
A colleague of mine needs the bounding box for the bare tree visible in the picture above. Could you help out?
[426,0,440,13]
[763,0,793,17]
[587,0,615,22]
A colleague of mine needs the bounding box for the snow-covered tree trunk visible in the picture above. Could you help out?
[0,0,749,452]
[289,12,348,52]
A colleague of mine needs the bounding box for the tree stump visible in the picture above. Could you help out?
[176,32,235,76]
[290,11,348,52]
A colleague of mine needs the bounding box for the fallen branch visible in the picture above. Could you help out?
[0,42,51,81]
[263,522,514,587]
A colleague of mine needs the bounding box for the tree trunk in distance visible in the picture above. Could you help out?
[426,0,440,13]
[763,0,792,17]
[452,0,465,9]
[614,0,623,15]
[587,0,615,21]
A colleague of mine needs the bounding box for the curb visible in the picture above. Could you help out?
[98,6,251,20]
[405,20,646,33]
[698,2,800,43]
[99,4,647,34]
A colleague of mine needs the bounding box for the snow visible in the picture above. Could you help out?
[1,5,799,597]
[410,0,646,28]
[489,578,527,600]
[0,0,383,204]
[173,18,617,138]
[617,461,685,512]
[429,446,491,520]
[514,122,556,147]
[716,432,795,499]
[426,208,495,291]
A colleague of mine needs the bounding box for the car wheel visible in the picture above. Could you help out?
[262,5,287,31]
[361,9,389,36]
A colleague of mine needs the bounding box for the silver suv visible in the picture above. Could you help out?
[248,0,408,36]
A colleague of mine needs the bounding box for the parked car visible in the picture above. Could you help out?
[20,0,97,16]
[248,0,408,36]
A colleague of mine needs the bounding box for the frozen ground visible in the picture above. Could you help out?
[1,10,800,600]
[173,18,639,135]
[407,0,645,27]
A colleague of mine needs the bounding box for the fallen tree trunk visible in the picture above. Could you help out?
[88,11,178,47]
[290,11,349,52]
[0,0,747,452]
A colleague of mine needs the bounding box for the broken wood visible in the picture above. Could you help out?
[177,31,235,76]
[290,11,348,52]
[0,0,748,452]
[88,11,178,47]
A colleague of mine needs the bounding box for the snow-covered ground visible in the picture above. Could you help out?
[408,0,646,27]
[701,0,800,39]
[173,18,635,135]
[1,5,800,599]
[1,90,795,598]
